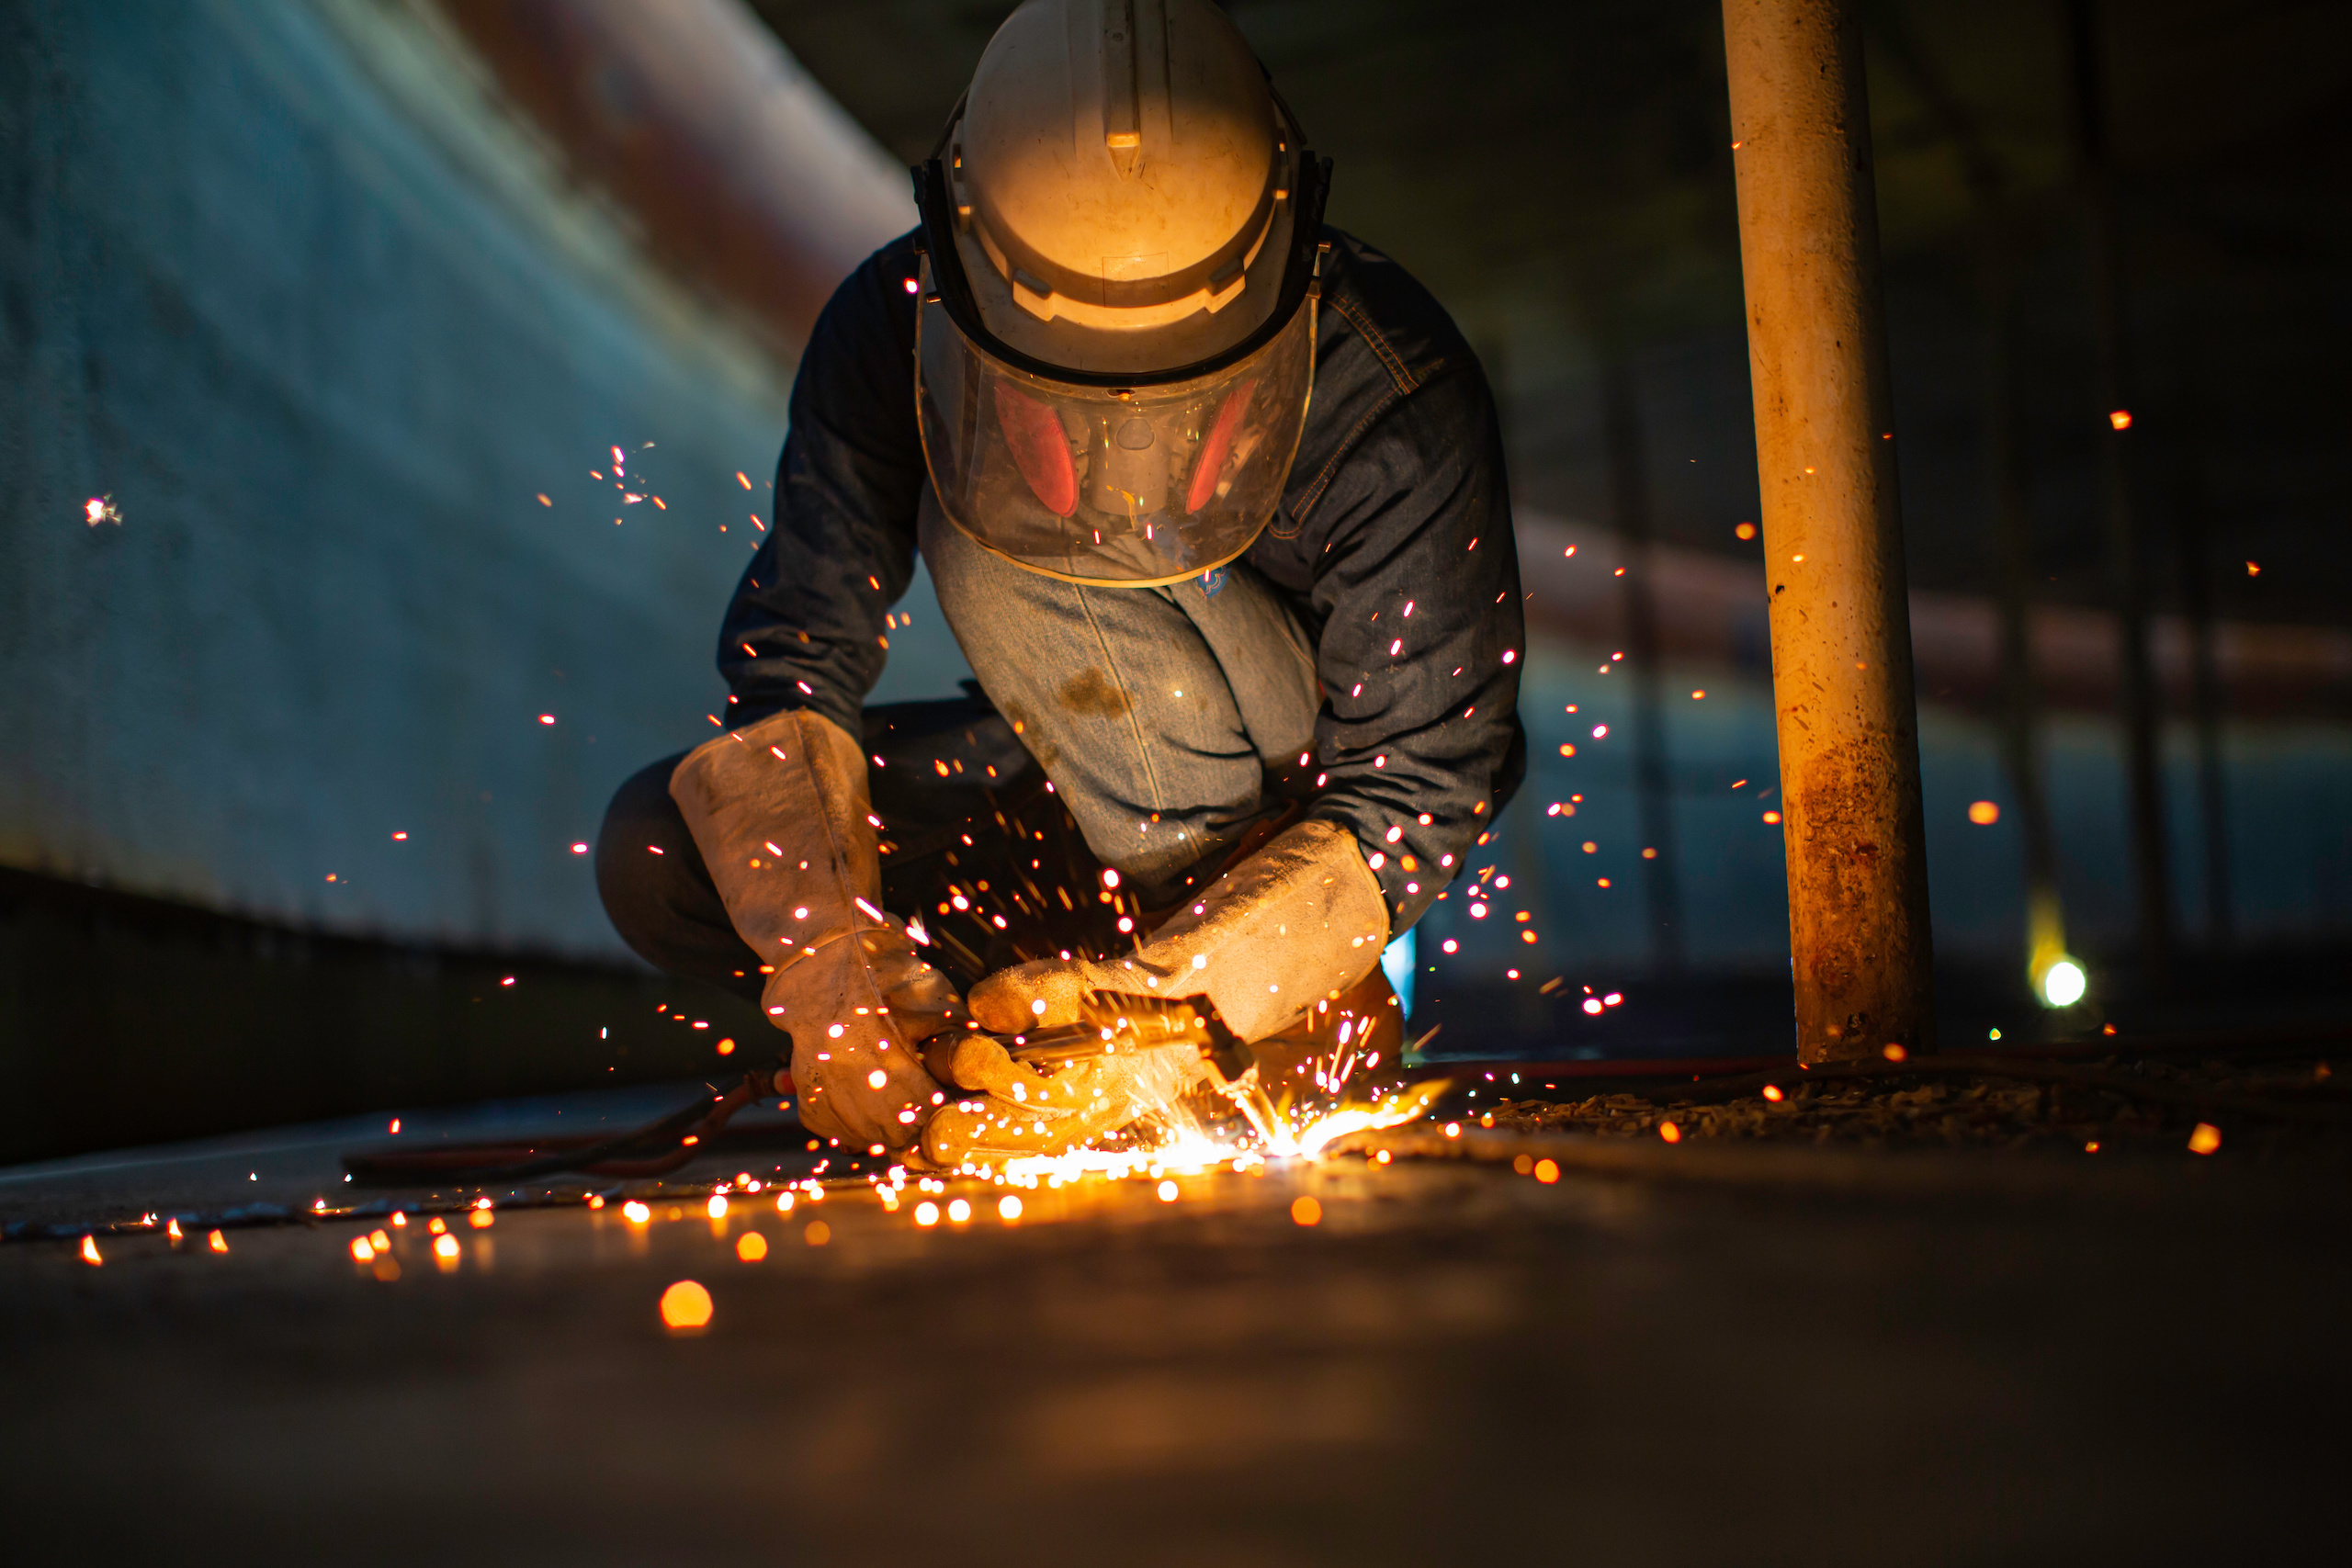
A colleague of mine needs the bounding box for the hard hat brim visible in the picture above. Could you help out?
[910,111,1331,391]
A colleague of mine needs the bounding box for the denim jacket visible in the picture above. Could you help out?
[718,228,1525,934]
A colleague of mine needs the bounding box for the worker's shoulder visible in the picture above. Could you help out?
[1315,228,1476,399]
[811,229,925,344]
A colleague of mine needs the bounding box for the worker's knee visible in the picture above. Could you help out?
[595,753,758,992]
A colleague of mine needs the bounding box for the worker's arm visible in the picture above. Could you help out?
[718,231,924,737]
[1296,355,1527,939]
[673,235,951,1150]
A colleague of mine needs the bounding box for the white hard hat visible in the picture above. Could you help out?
[911,0,1331,586]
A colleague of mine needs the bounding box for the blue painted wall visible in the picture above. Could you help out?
[1428,627,2352,993]
[0,0,969,959]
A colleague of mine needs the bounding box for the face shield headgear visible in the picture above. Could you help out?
[908,20,1330,588]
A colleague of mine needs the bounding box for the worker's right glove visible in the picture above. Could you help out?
[922,818,1391,1168]
[669,709,955,1152]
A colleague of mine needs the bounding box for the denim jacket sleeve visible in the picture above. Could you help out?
[717,233,924,738]
[1281,346,1527,939]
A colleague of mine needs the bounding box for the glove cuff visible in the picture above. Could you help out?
[668,708,879,970]
[1145,818,1390,1041]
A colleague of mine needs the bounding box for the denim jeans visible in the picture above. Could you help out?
[917,487,1320,904]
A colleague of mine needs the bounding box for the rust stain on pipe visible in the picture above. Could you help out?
[1723,0,1934,1063]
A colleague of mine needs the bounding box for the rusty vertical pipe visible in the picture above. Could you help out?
[1722,0,1934,1063]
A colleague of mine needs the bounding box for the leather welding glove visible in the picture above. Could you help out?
[921,1030,1212,1170]
[669,708,955,1151]
[922,818,1389,1168]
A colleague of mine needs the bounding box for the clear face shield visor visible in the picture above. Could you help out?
[913,289,1316,587]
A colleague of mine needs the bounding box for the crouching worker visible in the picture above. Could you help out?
[596,0,1523,1169]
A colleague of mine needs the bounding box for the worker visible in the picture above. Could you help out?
[596,0,1523,1168]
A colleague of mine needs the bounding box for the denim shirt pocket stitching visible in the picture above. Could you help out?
[1275,387,1402,536]
[1324,292,1419,396]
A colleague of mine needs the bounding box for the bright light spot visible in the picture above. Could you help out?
[2040,959,2088,1008]
[2109,409,2132,430]
[1762,1084,1784,1101]
[1762,810,1782,825]
[865,1068,888,1090]
[571,842,589,853]
[1582,998,1603,1015]
[1101,868,1120,889]
[914,1201,940,1226]
[349,1237,377,1263]
[947,1199,971,1223]
[433,1234,460,1260]
[1532,1158,1560,1184]
[998,1195,1023,1222]
[1967,800,2000,826]
[736,1232,767,1261]
[2188,1122,2222,1156]
[1591,725,1607,739]
[707,1194,729,1219]
[1156,1179,1179,1202]
[623,1201,650,1223]
[1735,522,1758,541]
[1658,1121,1682,1144]
[660,1280,714,1331]
[1290,1195,1322,1226]
[539,715,556,725]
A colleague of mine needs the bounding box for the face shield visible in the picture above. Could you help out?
[910,119,1332,588]
[914,297,1315,585]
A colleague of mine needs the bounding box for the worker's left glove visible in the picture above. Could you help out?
[669,708,955,1152]
[921,818,1390,1167]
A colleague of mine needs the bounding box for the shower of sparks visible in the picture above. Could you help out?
[967,1074,1453,1189]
